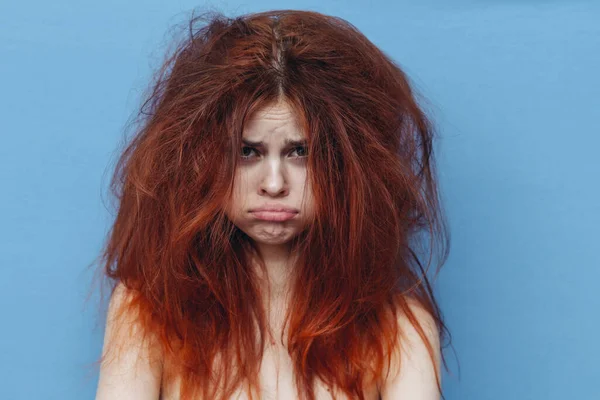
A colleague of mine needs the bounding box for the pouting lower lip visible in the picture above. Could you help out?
[251,210,298,221]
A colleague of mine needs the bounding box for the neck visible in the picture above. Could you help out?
[252,241,296,300]
[251,242,297,346]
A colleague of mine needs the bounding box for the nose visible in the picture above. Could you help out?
[259,159,288,197]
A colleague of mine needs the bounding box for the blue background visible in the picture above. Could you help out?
[1,0,598,399]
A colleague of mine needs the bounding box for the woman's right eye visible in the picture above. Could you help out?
[241,146,259,159]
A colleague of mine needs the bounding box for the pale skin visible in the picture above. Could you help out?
[95,99,442,400]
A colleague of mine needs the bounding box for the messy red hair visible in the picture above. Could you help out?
[94,8,452,400]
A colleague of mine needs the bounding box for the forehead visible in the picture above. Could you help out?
[243,101,305,142]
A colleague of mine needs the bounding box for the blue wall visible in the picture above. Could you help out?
[1,1,598,399]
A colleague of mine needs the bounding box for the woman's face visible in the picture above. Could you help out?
[226,99,315,247]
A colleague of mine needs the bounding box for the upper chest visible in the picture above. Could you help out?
[161,299,380,400]
[160,341,380,400]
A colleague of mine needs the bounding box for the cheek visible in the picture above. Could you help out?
[299,178,316,217]
[226,173,249,217]
[232,170,252,196]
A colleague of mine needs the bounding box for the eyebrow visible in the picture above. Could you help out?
[241,138,308,148]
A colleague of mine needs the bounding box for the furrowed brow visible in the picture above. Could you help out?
[241,139,307,148]
[284,139,308,147]
[241,139,263,147]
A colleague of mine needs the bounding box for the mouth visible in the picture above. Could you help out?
[250,208,299,222]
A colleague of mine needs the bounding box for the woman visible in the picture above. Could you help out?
[94,8,452,400]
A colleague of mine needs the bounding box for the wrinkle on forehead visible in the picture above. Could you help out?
[244,101,305,140]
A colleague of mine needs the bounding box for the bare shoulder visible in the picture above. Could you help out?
[95,282,163,400]
[399,297,440,346]
[378,296,442,400]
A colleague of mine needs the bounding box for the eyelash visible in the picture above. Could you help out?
[240,146,308,160]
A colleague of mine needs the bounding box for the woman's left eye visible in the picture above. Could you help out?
[290,146,308,157]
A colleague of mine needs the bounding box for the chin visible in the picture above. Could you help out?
[249,228,299,245]
[235,221,301,244]
[252,237,294,247]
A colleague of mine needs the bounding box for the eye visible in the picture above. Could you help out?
[290,146,308,158]
[240,146,259,160]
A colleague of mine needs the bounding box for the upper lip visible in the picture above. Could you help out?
[251,204,299,213]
